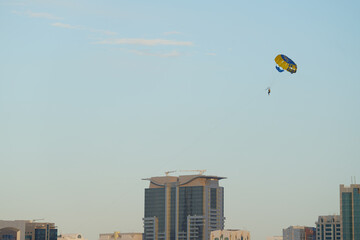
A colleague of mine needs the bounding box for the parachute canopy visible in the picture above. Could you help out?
[275,54,297,74]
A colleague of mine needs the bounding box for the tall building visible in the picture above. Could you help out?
[143,173,225,240]
[283,226,315,240]
[315,215,341,240]
[0,220,57,240]
[340,184,360,240]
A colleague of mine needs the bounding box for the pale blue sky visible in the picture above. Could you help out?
[1,1,360,240]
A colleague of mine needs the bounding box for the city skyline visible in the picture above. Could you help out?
[0,175,359,240]
[1,1,360,240]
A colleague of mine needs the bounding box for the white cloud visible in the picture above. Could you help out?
[51,23,117,35]
[51,22,80,29]
[12,10,61,19]
[13,10,117,36]
[26,11,61,20]
[206,53,217,56]
[130,50,181,57]
[95,38,193,46]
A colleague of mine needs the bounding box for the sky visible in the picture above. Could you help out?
[1,0,360,240]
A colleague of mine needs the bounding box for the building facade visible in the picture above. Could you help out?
[267,236,283,240]
[210,230,250,240]
[143,174,225,240]
[58,234,87,240]
[305,227,316,240]
[283,226,315,240]
[0,220,57,240]
[315,215,341,240]
[99,232,142,240]
[340,184,360,240]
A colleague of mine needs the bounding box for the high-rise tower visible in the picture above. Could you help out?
[340,184,360,240]
[143,173,225,240]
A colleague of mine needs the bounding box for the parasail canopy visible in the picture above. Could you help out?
[275,54,297,74]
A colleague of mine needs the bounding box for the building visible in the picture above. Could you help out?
[305,227,316,240]
[0,220,57,240]
[266,236,283,240]
[99,232,142,240]
[143,173,225,240]
[283,226,315,240]
[58,234,87,240]
[315,215,340,240]
[340,184,360,240]
[210,230,250,240]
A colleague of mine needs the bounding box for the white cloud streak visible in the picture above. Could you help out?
[52,22,80,29]
[26,11,61,20]
[130,50,181,57]
[51,22,116,35]
[12,10,61,19]
[95,38,193,46]
[13,11,116,36]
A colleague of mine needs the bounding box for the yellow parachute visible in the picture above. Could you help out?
[275,54,297,74]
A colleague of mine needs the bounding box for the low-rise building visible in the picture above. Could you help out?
[210,229,250,240]
[283,226,315,240]
[0,220,57,240]
[99,232,142,240]
[267,236,283,240]
[58,234,87,240]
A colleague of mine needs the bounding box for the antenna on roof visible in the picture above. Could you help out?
[351,176,357,184]
[165,170,177,176]
[32,219,45,222]
[179,170,207,175]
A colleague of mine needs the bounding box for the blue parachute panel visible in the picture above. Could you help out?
[276,66,284,72]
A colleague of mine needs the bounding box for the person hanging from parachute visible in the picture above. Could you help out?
[267,54,297,95]
[266,87,271,96]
